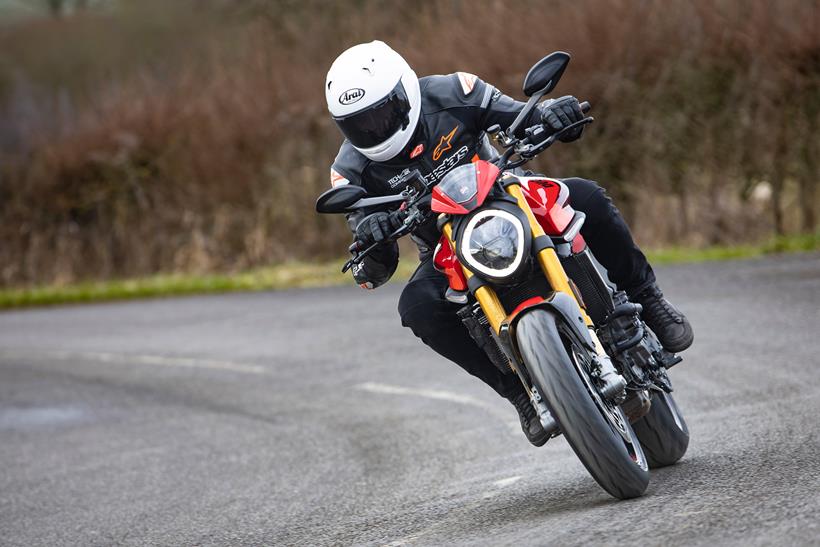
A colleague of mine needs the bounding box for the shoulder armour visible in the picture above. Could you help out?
[330,141,369,187]
[419,73,490,113]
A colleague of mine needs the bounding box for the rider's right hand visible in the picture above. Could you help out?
[540,95,585,142]
[355,211,404,246]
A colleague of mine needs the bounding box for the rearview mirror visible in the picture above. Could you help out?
[523,51,571,97]
[316,184,367,214]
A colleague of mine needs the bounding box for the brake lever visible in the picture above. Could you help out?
[341,207,422,273]
[516,116,594,158]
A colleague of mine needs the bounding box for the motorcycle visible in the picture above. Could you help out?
[316,52,689,499]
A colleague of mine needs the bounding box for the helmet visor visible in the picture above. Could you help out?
[333,80,411,149]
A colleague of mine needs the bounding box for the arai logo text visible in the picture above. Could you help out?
[339,88,365,105]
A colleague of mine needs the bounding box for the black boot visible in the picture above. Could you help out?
[508,391,549,446]
[633,284,694,353]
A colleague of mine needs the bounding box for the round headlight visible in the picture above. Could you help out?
[461,209,526,278]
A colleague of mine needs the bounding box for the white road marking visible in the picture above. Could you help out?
[382,535,419,547]
[356,381,495,408]
[0,349,266,375]
[491,475,522,488]
[481,475,524,499]
[355,381,521,435]
[358,383,532,543]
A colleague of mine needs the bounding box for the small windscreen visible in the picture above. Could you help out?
[436,164,478,204]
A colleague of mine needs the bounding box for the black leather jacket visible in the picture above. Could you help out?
[329,72,543,288]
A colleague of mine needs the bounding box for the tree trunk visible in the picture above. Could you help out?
[799,140,818,232]
[799,178,817,233]
[771,177,785,236]
[676,187,690,242]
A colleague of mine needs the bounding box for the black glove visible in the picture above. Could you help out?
[355,211,404,247]
[540,95,585,143]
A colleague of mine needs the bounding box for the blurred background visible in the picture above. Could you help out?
[0,0,817,289]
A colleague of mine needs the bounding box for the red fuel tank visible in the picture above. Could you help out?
[518,177,576,236]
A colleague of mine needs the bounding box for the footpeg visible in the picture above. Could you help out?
[656,349,682,369]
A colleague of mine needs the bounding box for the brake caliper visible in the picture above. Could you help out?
[592,352,627,403]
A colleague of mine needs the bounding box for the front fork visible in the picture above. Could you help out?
[442,182,625,400]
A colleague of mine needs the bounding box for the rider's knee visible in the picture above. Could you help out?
[399,285,434,337]
[399,283,456,341]
[563,177,614,220]
[400,306,438,341]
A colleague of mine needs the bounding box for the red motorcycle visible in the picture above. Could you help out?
[317,52,689,499]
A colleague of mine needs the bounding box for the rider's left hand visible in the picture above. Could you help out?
[355,211,404,246]
[540,96,585,143]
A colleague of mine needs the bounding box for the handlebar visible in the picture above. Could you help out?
[343,99,594,273]
[506,101,594,167]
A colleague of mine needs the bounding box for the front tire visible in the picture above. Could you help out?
[632,391,689,468]
[516,309,649,499]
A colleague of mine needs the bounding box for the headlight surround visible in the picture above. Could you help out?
[460,209,527,280]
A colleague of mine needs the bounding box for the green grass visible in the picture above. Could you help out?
[645,232,820,265]
[0,261,341,309]
[0,260,418,310]
[1,233,817,310]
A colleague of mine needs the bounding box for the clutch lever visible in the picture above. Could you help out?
[341,214,417,273]
[342,240,379,273]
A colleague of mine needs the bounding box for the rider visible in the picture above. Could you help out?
[325,41,693,446]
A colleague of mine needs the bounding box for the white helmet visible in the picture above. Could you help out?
[326,41,421,162]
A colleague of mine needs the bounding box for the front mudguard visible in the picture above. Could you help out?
[502,291,595,366]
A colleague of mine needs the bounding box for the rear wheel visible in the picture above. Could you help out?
[516,309,649,499]
[632,391,689,468]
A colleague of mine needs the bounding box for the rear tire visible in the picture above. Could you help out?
[632,391,689,468]
[516,309,649,499]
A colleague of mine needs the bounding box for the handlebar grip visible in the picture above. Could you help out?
[580,101,591,113]
[349,240,363,253]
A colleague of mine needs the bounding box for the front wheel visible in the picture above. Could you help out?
[516,309,649,499]
[632,391,689,468]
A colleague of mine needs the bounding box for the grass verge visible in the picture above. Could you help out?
[645,232,820,264]
[1,233,817,310]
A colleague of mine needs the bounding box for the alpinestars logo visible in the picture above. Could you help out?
[427,145,469,183]
[386,145,469,188]
[433,126,458,161]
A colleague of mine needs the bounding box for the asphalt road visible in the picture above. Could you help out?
[1,253,819,546]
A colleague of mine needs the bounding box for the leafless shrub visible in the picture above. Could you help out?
[0,0,817,286]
